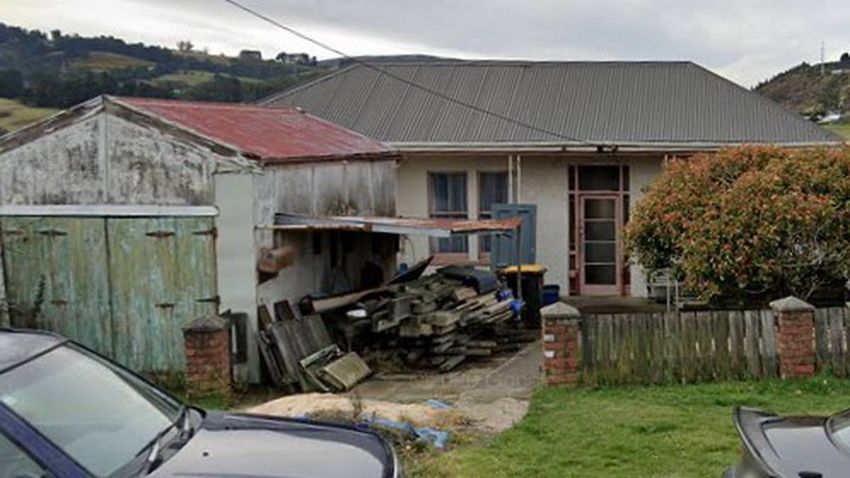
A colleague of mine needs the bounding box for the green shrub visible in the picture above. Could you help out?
[626,145,850,302]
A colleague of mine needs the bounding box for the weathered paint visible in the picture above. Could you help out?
[107,217,217,373]
[249,159,398,364]
[0,104,254,207]
[1,217,112,354]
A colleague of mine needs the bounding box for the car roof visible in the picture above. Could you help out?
[0,329,66,373]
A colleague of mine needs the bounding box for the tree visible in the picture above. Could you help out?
[177,40,194,53]
[841,52,850,64]
[0,69,24,98]
[625,146,850,302]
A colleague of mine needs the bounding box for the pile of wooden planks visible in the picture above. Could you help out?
[352,271,533,372]
[257,310,371,393]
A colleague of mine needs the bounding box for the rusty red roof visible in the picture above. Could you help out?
[112,96,393,163]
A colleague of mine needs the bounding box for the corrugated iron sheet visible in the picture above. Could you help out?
[265,61,843,147]
[273,213,521,237]
[114,96,394,163]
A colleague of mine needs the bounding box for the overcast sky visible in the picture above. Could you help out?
[5,0,850,87]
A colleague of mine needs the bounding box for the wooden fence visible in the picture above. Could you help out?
[579,306,848,385]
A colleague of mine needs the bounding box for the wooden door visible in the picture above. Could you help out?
[579,195,621,295]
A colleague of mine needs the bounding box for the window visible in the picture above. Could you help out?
[428,172,468,253]
[0,432,48,478]
[478,172,508,253]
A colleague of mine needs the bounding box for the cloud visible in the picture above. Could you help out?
[5,0,850,86]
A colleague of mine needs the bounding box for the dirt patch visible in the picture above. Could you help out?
[247,393,463,429]
[456,397,529,434]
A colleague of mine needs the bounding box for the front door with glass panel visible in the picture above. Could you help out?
[579,195,620,295]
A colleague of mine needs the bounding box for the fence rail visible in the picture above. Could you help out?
[579,306,847,385]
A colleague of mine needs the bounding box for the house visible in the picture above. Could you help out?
[238,49,263,61]
[0,95,398,383]
[262,60,845,298]
[276,52,313,66]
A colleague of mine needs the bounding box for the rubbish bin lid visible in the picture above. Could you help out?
[500,264,547,275]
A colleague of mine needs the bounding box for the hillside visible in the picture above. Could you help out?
[755,59,850,119]
[0,22,328,132]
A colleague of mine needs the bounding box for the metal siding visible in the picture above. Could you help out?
[269,61,842,145]
[113,97,392,162]
[491,204,537,269]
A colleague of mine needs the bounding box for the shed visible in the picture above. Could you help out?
[0,95,398,382]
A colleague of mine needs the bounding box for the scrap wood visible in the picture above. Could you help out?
[318,352,372,391]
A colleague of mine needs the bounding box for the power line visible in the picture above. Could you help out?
[223,0,596,146]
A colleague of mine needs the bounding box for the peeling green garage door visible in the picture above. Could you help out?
[1,216,217,375]
[108,217,217,373]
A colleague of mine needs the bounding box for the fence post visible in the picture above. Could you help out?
[541,302,582,387]
[183,316,232,399]
[769,296,815,379]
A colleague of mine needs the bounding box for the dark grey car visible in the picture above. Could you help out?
[0,328,400,478]
[724,406,850,478]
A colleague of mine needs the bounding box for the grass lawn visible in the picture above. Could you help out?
[0,98,58,133]
[826,122,850,140]
[153,70,265,87]
[413,378,850,478]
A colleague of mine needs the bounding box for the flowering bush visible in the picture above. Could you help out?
[626,146,850,301]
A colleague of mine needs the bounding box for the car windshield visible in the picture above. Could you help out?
[827,410,850,455]
[0,343,183,477]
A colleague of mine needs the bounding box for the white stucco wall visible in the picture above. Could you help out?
[628,156,665,297]
[397,153,665,297]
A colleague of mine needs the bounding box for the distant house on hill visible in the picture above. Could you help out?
[275,52,313,66]
[238,49,262,61]
[264,60,844,298]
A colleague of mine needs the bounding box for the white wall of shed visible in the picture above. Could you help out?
[214,173,258,384]
[628,157,665,298]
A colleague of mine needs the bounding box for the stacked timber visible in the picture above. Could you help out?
[351,271,534,372]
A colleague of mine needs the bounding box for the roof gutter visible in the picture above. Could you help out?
[388,140,844,153]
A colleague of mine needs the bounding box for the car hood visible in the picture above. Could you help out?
[151,412,397,478]
[735,407,850,477]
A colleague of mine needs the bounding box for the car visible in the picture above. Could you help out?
[724,406,850,477]
[0,328,400,478]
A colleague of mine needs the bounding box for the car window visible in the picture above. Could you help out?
[0,432,49,478]
[0,345,181,477]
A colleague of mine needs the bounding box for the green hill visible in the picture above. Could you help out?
[0,22,327,130]
[755,60,850,119]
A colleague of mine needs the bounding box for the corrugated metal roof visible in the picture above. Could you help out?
[263,61,843,148]
[273,213,521,237]
[112,96,394,162]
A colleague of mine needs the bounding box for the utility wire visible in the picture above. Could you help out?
[223,0,597,146]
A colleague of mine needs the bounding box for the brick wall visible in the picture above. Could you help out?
[183,316,232,398]
[771,297,816,379]
[541,302,582,386]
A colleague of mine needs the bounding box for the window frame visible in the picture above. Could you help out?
[477,171,509,261]
[427,172,469,260]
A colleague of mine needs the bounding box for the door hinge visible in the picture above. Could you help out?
[196,296,221,305]
[155,302,176,309]
[146,231,176,238]
[38,229,67,237]
[50,299,68,306]
[3,229,24,237]
[193,228,217,238]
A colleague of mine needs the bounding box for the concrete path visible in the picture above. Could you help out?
[348,340,542,433]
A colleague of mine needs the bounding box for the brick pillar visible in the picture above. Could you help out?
[769,296,815,379]
[183,316,232,398]
[541,302,582,386]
